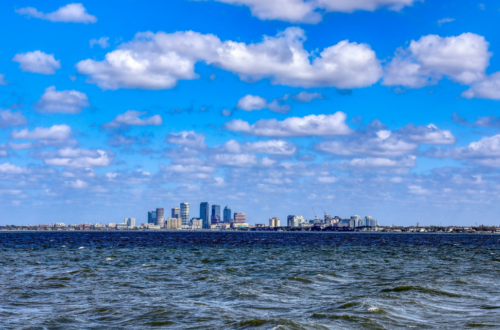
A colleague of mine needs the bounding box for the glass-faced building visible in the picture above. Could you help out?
[223,206,231,223]
[180,203,189,226]
[200,202,210,229]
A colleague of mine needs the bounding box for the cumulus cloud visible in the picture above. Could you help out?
[317,130,418,157]
[335,155,416,173]
[317,124,455,157]
[11,125,72,145]
[161,164,216,173]
[34,86,89,114]
[90,37,110,49]
[103,110,162,128]
[166,131,207,149]
[12,51,61,74]
[0,110,28,128]
[0,163,31,174]
[226,112,352,137]
[43,148,113,167]
[293,91,323,102]
[237,95,268,110]
[213,0,419,23]
[77,27,382,90]
[428,135,500,165]
[222,139,297,155]
[398,124,456,145]
[237,94,290,113]
[209,153,258,166]
[384,33,491,88]
[66,179,88,189]
[462,72,500,100]
[15,3,97,23]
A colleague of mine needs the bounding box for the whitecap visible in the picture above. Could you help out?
[78,247,85,249]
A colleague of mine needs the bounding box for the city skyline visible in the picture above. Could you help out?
[1,1,500,226]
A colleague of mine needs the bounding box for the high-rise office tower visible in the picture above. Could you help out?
[147,211,156,224]
[180,203,189,226]
[200,202,210,229]
[156,208,165,228]
[223,206,231,223]
[233,212,246,224]
[171,207,180,218]
[212,205,220,219]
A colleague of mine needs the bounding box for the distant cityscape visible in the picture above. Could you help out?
[2,201,500,233]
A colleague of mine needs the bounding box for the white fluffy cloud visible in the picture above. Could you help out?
[34,86,89,114]
[237,95,268,110]
[214,0,419,23]
[225,112,352,137]
[11,125,72,144]
[317,124,455,157]
[16,3,97,23]
[12,51,61,75]
[399,124,456,145]
[428,135,500,163]
[43,148,113,167]
[236,94,291,113]
[166,131,207,149]
[103,110,162,128]
[77,27,382,90]
[90,37,110,49]
[335,155,416,173]
[384,33,491,88]
[462,72,500,100]
[0,110,28,128]
[161,165,216,173]
[0,163,31,174]
[317,130,418,157]
[222,139,297,155]
[209,153,258,166]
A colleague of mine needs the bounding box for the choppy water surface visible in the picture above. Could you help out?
[1,232,500,329]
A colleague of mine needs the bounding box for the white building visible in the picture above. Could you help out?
[181,202,190,226]
[287,215,305,227]
[191,219,202,230]
[125,218,136,227]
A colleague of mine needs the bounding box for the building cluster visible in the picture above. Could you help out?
[278,214,378,229]
[143,202,248,230]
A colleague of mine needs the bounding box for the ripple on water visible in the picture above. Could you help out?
[0,231,499,329]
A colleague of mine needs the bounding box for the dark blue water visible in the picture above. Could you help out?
[1,232,500,329]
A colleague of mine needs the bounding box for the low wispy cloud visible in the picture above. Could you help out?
[90,37,110,49]
[437,18,455,26]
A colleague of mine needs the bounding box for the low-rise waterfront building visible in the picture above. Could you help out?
[269,217,280,227]
[287,215,304,227]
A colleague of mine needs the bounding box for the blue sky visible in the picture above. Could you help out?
[1,0,500,226]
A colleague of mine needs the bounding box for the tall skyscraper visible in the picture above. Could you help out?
[211,204,221,225]
[147,211,156,224]
[171,207,180,218]
[233,212,246,224]
[180,203,189,226]
[156,208,165,227]
[212,205,220,218]
[223,206,231,223]
[200,202,210,229]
